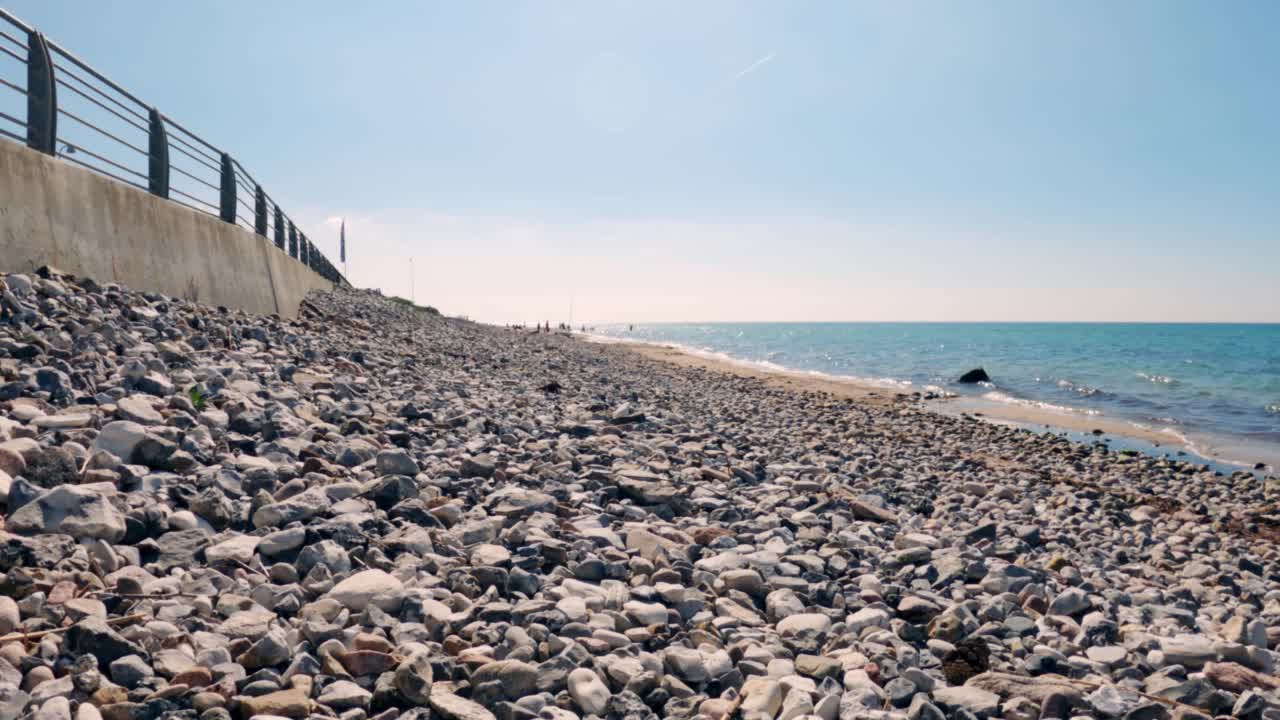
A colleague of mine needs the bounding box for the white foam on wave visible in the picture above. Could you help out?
[981,391,1103,416]
[1136,371,1177,385]
[580,333,919,392]
[1128,419,1191,444]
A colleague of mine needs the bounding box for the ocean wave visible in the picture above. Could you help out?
[1055,378,1106,397]
[1267,404,1280,414]
[1136,371,1177,385]
[981,391,1102,416]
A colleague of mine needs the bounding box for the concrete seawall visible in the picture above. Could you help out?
[0,139,332,317]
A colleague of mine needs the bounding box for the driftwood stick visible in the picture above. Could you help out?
[89,590,206,599]
[0,612,147,644]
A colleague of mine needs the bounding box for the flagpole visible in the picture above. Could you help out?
[339,218,348,282]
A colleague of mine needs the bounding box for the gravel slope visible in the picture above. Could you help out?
[0,269,1277,720]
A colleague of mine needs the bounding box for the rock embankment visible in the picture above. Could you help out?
[0,269,1277,720]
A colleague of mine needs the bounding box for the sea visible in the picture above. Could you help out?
[587,323,1280,473]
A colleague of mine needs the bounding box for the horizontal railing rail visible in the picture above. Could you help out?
[0,7,347,286]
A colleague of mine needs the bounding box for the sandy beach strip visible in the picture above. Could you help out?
[603,337,1277,470]
[611,339,897,407]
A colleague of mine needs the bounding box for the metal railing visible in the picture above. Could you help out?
[0,8,346,286]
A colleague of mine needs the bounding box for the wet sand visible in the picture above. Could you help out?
[616,341,897,408]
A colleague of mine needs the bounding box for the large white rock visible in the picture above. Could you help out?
[429,682,496,720]
[0,595,18,634]
[740,677,783,718]
[205,534,261,565]
[933,686,1000,718]
[324,569,404,612]
[777,612,832,636]
[116,396,163,425]
[7,484,126,542]
[623,600,669,626]
[1160,635,1217,668]
[846,607,890,635]
[92,421,146,462]
[33,413,92,430]
[567,668,611,715]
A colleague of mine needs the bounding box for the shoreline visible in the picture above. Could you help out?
[593,335,1279,474]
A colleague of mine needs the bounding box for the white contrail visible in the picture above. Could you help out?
[734,51,777,79]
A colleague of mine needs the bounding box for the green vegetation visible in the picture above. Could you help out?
[389,296,440,315]
[187,385,208,411]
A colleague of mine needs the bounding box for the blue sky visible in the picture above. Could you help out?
[4,1,1278,322]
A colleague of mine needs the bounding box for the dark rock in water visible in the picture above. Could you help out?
[957,367,990,384]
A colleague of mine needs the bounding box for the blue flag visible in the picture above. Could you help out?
[340,219,345,263]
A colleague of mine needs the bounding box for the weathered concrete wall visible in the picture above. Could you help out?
[0,139,332,317]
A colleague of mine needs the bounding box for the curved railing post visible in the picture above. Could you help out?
[25,30,56,155]
[219,153,236,224]
[147,108,169,198]
[273,207,285,250]
[254,186,267,236]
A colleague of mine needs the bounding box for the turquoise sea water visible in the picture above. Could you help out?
[591,323,1280,466]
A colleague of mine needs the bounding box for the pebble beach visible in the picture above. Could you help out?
[0,270,1278,720]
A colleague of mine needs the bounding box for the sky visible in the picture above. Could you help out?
[3,1,1278,323]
